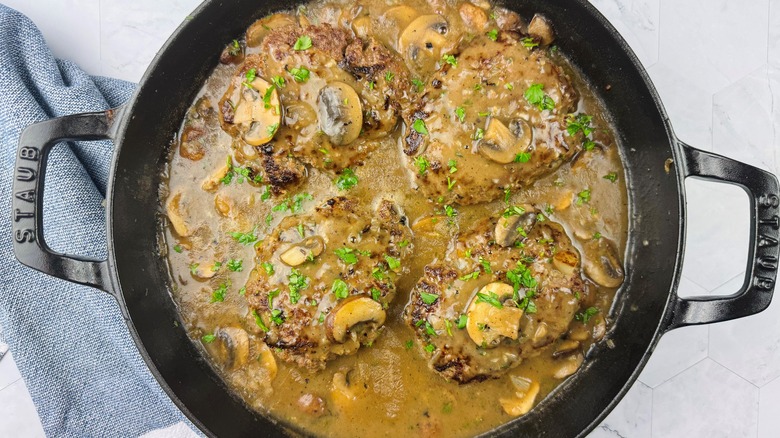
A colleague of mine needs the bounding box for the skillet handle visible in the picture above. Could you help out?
[11,109,122,293]
[666,143,780,330]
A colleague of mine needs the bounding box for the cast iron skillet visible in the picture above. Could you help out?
[10,0,780,436]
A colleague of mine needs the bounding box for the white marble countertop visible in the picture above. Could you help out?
[0,0,778,437]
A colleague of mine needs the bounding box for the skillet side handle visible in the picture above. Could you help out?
[666,143,780,331]
[11,109,122,293]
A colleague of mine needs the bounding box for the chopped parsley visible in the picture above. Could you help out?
[447,177,456,191]
[266,123,279,137]
[413,156,430,175]
[296,223,305,238]
[441,54,457,67]
[211,282,229,303]
[603,172,618,183]
[404,340,414,349]
[521,37,539,48]
[371,287,382,302]
[576,307,600,324]
[335,168,358,190]
[479,256,492,274]
[251,309,269,331]
[577,189,591,205]
[411,78,425,92]
[447,159,458,174]
[459,271,480,281]
[593,232,603,240]
[287,269,309,304]
[443,205,457,218]
[503,205,526,217]
[476,291,503,308]
[456,314,468,329]
[261,185,272,201]
[173,244,183,253]
[385,255,401,270]
[524,83,555,111]
[270,309,285,325]
[202,333,216,343]
[514,152,531,163]
[244,68,257,84]
[486,29,499,41]
[262,85,275,109]
[189,263,199,275]
[385,71,395,82]
[331,279,349,299]
[419,292,439,305]
[455,106,466,123]
[424,344,436,353]
[334,247,359,265]
[293,35,313,51]
[412,119,428,135]
[268,289,280,308]
[226,259,243,272]
[504,83,514,91]
[261,262,275,275]
[289,66,310,83]
[228,39,241,56]
[230,228,258,245]
[271,75,285,88]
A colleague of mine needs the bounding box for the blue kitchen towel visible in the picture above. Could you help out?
[0,4,196,436]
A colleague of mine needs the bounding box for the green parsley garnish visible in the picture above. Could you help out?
[576,307,600,324]
[261,261,275,275]
[228,39,241,56]
[173,244,183,253]
[334,247,359,265]
[230,229,258,245]
[447,177,456,191]
[503,205,525,217]
[524,83,555,111]
[270,309,284,325]
[293,35,312,51]
[371,287,382,302]
[267,289,280,308]
[251,309,269,331]
[447,159,458,174]
[504,83,514,91]
[455,106,466,123]
[412,119,428,135]
[414,156,430,174]
[477,290,503,308]
[486,29,498,41]
[419,292,439,305]
[441,54,457,67]
[479,256,492,274]
[456,314,468,329]
[262,85,275,109]
[335,168,358,190]
[593,232,603,240]
[245,68,257,83]
[577,189,591,204]
[211,282,229,303]
[226,259,243,272]
[473,127,485,140]
[266,123,279,137]
[289,66,310,83]
[404,340,414,349]
[189,263,199,275]
[385,255,401,270]
[261,185,272,201]
[287,269,309,304]
[514,152,531,163]
[202,334,216,343]
[398,240,410,248]
[331,279,349,299]
[603,172,618,183]
[459,271,480,281]
[411,78,425,92]
[521,37,539,48]
[271,75,285,88]
[385,71,395,82]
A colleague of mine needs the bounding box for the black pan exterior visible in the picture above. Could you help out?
[14,0,775,436]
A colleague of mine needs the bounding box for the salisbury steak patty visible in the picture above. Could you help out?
[403,32,581,205]
[244,197,412,370]
[404,207,587,383]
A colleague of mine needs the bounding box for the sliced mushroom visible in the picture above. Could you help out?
[466,283,523,347]
[326,296,386,343]
[583,238,624,288]
[552,339,580,358]
[494,207,537,247]
[567,325,590,342]
[383,5,418,29]
[459,3,488,30]
[479,118,533,164]
[592,315,607,341]
[552,249,580,276]
[499,379,540,416]
[201,162,230,192]
[317,82,363,146]
[212,327,250,370]
[214,194,233,217]
[552,353,584,379]
[166,192,191,237]
[399,15,450,74]
[258,342,278,380]
[527,14,555,46]
[232,77,282,146]
[411,215,449,237]
[331,371,365,410]
[280,236,325,267]
[245,14,297,47]
[191,262,218,279]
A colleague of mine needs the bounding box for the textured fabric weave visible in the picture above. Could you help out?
[0,4,195,436]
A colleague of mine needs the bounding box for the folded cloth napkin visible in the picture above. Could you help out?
[0,4,198,436]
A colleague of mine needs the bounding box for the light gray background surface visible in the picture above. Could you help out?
[0,0,778,436]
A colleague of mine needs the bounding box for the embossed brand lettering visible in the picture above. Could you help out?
[757,255,778,270]
[14,229,35,243]
[759,215,780,230]
[15,190,35,203]
[16,167,36,182]
[754,276,775,290]
[759,194,780,208]
[13,209,33,222]
[19,146,39,161]
[758,234,778,248]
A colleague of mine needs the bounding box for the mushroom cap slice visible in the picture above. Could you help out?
[494,206,537,247]
[479,118,533,164]
[317,82,363,146]
[166,191,191,237]
[527,14,555,46]
[326,296,386,343]
[233,77,282,146]
[280,236,325,267]
[466,282,523,347]
[583,238,624,288]
[499,379,540,416]
[213,327,250,370]
[399,15,450,74]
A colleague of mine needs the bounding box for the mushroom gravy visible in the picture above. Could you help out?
[161,0,628,436]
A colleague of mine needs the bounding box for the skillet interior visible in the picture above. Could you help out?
[107,0,682,436]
